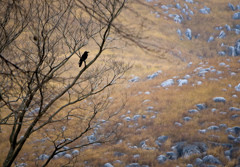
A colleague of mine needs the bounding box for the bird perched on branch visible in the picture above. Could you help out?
[79,51,89,67]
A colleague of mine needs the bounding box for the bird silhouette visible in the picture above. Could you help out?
[79,51,89,67]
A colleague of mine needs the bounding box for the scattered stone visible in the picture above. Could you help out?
[229,107,240,111]
[185,28,192,40]
[207,126,219,131]
[228,3,235,11]
[129,76,140,82]
[161,79,174,87]
[188,109,198,113]
[125,163,141,167]
[64,154,72,159]
[183,117,192,121]
[161,5,169,10]
[124,117,131,121]
[235,40,240,55]
[225,24,231,31]
[213,97,226,103]
[72,149,79,156]
[38,154,49,160]
[147,70,162,80]
[199,7,211,14]
[199,129,207,134]
[103,163,114,167]
[208,36,214,43]
[184,74,191,79]
[176,3,181,9]
[202,155,222,165]
[195,158,203,166]
[197,81,202,85]
[178,79,188,86]
[226,127,240,135]
[15,163,28,167]
[157,135,168,143]
[218,30,226,38]
[166,151,177,160]
[235,83,240,91]
[186,164,193,167]
[218,51,226,56]
[233,12,240,20]
[175,122,182,126]
[157,155,167,164]
[87,134,97,143]
[185,0,194,3]
[177,29,182,37]
[114,152,125,157]
[196,104,207,110]
[219,62,226,66]
[228,46,237,56]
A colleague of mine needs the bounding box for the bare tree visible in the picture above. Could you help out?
[0,0,141,166]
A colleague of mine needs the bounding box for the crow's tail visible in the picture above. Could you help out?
[79,60,83,67]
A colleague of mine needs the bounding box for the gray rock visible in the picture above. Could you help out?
[228,3,235,11]
[225,24,231,31]
[219,62,226,66]
[195,158,203,166]
[38,154,49,160]
[228,135,235,141]
[184,74,191,79]
[174,14,184,23]
[125,163,140,167]
[215,26,223,30]
[235,83,240,91]
[103,163,114,167]
[147,70,162,80]
[177,29,182,37]
[114,152,125,157]
[157,155,167,163]
[199,129,207,134]
[213,97,226,103]
[186,164,193,167]
[124,116,131,121]
[175,122,182,126]
[229,107,240,111]
[218,51,226,56]
[202,155,222,164]
[228,46,237,56]
[196,103,207,110]
[72,149,79,156]
[15,163,27,167]
[185,0,194,3]
[218,30,226,38]
[232,114,239,119]
[182,145,201,158]
[64,154,72,159]
[161,5,169,10]
[133,115,141,121]
[207,126,219,131]
[161,79,174,87]
[188,109,198,113]
[178,79,188,86]
[235,40,240,55]
[233,12,240,19]
[157,135,168,143]
[87,134,97,143]
[176,3,181,9]
[129,76,140,82]
[166,151,177,160]
[183,116,192,121]
[208,36,214,43]
[185,28,192,40]
[199,7,211,14]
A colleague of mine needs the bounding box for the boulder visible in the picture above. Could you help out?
[125,163,141,167]
[213,97,226,103]
[157,155,167,163]
[87,134,97,143]
[207,126,219,131]
[186,164,193,167]
[161,79,174,87]
[195,158,203,166]
[161,5,168,10]
[235,83,240,91]
[133,115,141,121]
[219,62,226,66]
[64,154,72,159]
[185,28,192,40]
[202,155,222,164]
[72,149,79,156]
[233,12,240,19]
[185,0,194,3]
[129,76,140,82]
[182,145,201,158]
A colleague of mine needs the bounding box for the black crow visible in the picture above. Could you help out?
[79,51,89,67]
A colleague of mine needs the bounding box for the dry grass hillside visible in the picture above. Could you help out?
[1,0,240,167]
